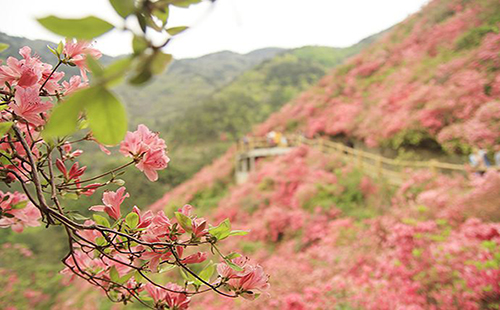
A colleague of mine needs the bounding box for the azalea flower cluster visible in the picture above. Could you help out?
[120,124,170,182]
[0,43,267,309]
[63,189,268,307]
[0,191,41,233]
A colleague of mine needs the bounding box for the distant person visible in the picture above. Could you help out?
[280,135,288,147]
[242,135,249,150]
[495,146,500,167]
[274,131,282,146]
[469,148,490,175]
[267,131,276,147]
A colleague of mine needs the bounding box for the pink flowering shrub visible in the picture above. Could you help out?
[151,141,500,309]
[0,41,268,308]
[254,0,500,153]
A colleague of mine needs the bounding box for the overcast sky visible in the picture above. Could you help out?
[2,0,429,59]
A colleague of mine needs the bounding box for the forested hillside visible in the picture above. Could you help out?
[147,0,500,308]
[117,48,285,128]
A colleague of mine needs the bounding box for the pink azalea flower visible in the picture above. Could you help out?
[89,187,129,220]
[120,124,166,157]
[11,86,52,126]
[136,148,170,182]
[80,183,101,196]
[141,249,173,272]
[191,218,208,239]
[120,124,170,182]
[0,191,41,233]
[178,204,193,216]
[0,47,47,88]
[144,282,190,309]
[164,283,191,310]
[132,206,154,229]
[180,252,208,264]
[0,202,41,233]
[143,210,175,241]
[227,265,270,299]
[217,256,249,279]
[62,75,87,96]
[77,220,101,243]
[63,39,102,81]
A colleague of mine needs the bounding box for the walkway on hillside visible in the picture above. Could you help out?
[235,135,468,185]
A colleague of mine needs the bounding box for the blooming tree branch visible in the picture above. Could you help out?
[0,1,269,308]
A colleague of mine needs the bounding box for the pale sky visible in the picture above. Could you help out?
[1,0,429,59]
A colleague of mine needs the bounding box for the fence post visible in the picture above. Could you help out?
[318,138,324,152]
[429,159,438,174]
[356,149,362,169]
[376,157,382,179]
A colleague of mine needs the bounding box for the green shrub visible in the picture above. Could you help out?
[455,25,498,50]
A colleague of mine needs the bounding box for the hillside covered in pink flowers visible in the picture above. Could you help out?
[254,0,500,154]
[149,0,500,309]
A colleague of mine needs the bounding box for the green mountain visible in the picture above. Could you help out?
[116,48,285,129]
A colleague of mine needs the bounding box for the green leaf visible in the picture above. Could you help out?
[132,35,148,55]
[0,122,13,137]
[0,43,9,53]
[175,212,192,233]
[110,266,120,282]
[37,16,114,39]
[136,13,147,33]
[129,66,152,85]
[102,57,133,86]
[226,260,243,272]
[56,41,64,55]
[93,214,111,227]
[225,252,241,260]
[86,55,104,77]
[208,219,231,240]
[151,51,172,75]
[0,150,11,165]
[110,268,134,285]
[166,26,188,36]
[168,0,203,8]
[159,264,176,274]
[71,213,90,221]
[104,57,133,78]
[85,87,127,145]
[229,230,249,237]
[179,268,196,283]
[153,6,169,26]
[43,87,97,140]
[11,201,28,210]
[125,212,139,229]
[134,270,145,283]
[47,45,58,57]
[95,236,107,246]
[109,0,135,18]
[199,262,215,282]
